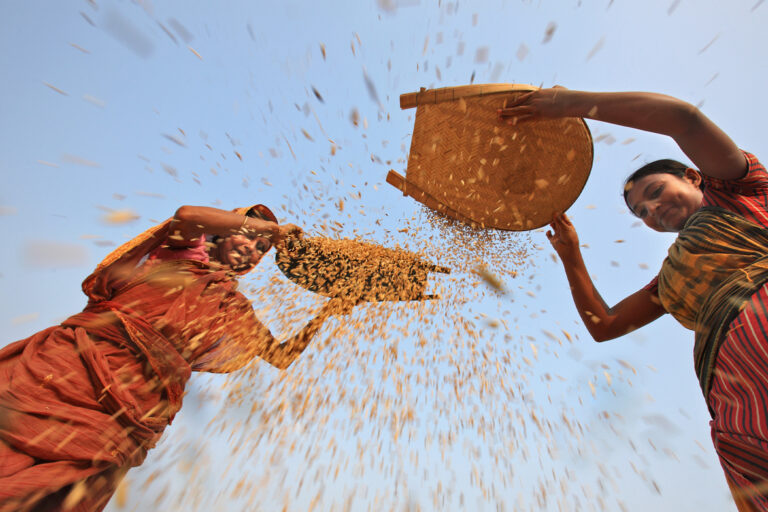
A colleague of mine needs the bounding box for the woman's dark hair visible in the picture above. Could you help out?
[210,208,271,245]
[622,159,690,210]
[245,205,278,223]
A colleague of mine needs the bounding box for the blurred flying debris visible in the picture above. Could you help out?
[80,11,96,27]
[69,42,91,53]
[474,46,489,63]
[492,62,504,82]
[377,0,397,12]
[282,135,297,160]
[753,0,765,11]
[705,72,719,86]
[362,67,383,110]
[617,359,637,374]
[698,34,721,55]
[0,206,17,216]
[542,22,557,43]
[312,86,324,103]
[188,46,203,60]
[594,133,616,145]
[157,22,178,44]
[102,209,140,224]
[12,313,40,325]
[82,94,106,107]
[475,265,505,293]
[168,18,194,43]
[162,133,186,147]
[101,7,155,58]
[376,0,420,13]
[43,82,68,96]
[23,241,88,267]
[585,36,605,61]
[642,414,682,435]
[667,0,682,15]
[161,163,178,177]
[37,160,59,168]
[62,154,101,168]
[516,43,529,61]
[136,191,165,199]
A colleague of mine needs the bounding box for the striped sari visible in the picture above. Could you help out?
[658,207,768,510]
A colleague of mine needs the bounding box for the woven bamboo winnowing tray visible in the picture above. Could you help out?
[275,237,450,302]
[388,84,593,231]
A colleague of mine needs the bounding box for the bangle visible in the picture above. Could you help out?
[239,216,250,233]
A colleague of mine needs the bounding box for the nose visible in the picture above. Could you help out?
[647,198,663,219]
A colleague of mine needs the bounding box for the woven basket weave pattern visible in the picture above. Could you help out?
[403,85,593,230]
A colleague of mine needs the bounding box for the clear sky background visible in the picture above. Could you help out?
[2,0,767,510]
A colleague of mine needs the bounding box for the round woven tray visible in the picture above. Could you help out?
[390,83,593,231]
[275,237,449,302]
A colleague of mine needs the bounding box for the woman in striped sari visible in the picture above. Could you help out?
[500,89,768,511]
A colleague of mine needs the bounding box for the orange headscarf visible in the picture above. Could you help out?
[82,204,276,301]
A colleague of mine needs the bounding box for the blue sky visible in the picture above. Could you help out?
[2,0,767,510]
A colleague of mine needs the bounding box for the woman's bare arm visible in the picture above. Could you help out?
[168,205,280,246]
[499,89,746,180]
[548,214,665,341]
[248,297,357,370]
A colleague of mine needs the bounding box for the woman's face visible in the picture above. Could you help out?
[625,169,704,232]
[214,234,272,272]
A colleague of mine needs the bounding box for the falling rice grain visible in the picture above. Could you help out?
[188,46,203,60]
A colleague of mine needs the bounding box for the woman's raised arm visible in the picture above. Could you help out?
[169,205,280,246]
[547,214,665,341]
[499,88,746,180]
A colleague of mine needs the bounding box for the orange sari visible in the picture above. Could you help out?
[0,217,267,511]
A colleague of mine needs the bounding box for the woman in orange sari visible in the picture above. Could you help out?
[0,204,348,511]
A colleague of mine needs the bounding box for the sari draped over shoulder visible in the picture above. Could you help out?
[0,211,268,511]
[657,207,768,400]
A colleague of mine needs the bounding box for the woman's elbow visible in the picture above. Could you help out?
[589,320,638,343]
[273,360,291,371]
[591,331,614,343]
[265,353,294,370]
[587,325,610,342]
[174,205,198,222]
[670,100,704,137]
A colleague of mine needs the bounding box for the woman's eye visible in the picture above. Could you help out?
[650,185,662,199]
[256,239,270,252]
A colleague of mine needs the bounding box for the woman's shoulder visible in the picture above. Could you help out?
[702,150,768,195]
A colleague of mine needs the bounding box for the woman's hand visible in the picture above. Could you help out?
[273,223,303,251]
[498,87,570,123]
[546,213,580,262]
